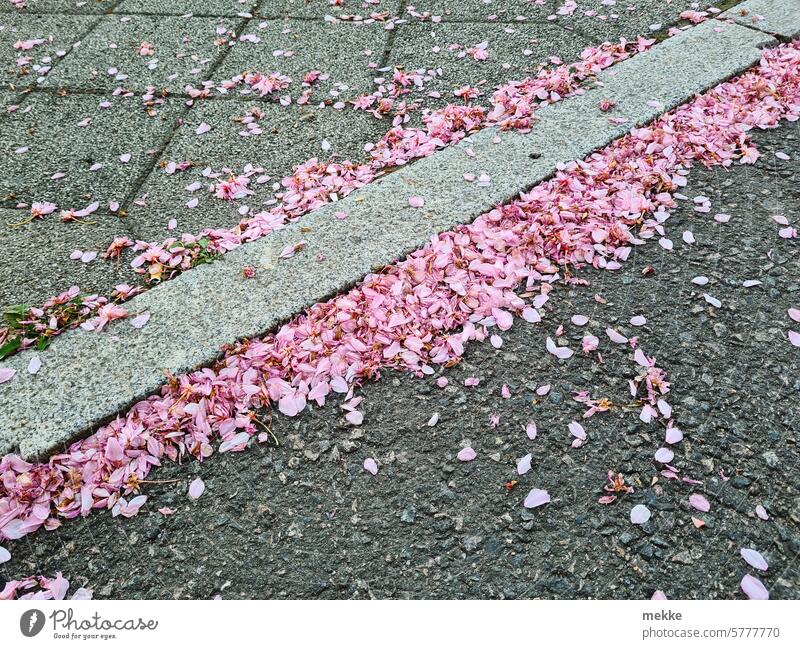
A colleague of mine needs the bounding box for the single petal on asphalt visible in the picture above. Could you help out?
[524,489,550,509]
[654,447,674,463]
[363,458,378,475]
[789,330,800,347]
[630,504,651,525]
[741,548,768,571]
[788,308,800,323]
[741,575,769,600]
[0,546,10,564]
[427,412,439,426]
[689,493,711,512]
[457,447,476,462]
[651,590,668,600]
[517,453,532,475]
[755,505,769,521]
[525,422,537,440]
[188,477,205,500]
[606,328,628,344]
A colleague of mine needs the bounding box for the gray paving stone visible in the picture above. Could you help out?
[0,19,776,460]
[404,0,554,22]
[722,0,800,39]
[0,0,118,13]
[546,0,722,42]
[214,18,390,102]
[266,0,402,19]
[126,100,387,240]
[40,13,246,92]
[0,208,139,310]
[389,20,590,104]
[0,91,182,209]
[0,12,99,90]
[114,0,258,17]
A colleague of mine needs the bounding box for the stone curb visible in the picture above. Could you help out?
[0,17,781,460]
[721,0,800,39]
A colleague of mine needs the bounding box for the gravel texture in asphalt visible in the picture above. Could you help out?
[2,120,797,600]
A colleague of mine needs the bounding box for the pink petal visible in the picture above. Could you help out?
[789,330,800,347]
[457,447,476,462]
[196,122,212,135]
[27,355,42,374]
[345,409,364,426]
[130,311,151,329]
[408,196,425,208]
[188,477,205,500]
[740,548,768,571]
[568,421,586,440]
[546,336,573,359]
[654,447,674,463]
[523,489,550,509]
[755,505,769,521]
[0,368,16,384]
[630,315,647,326]
[517,453,532,475]
[740,574,769,600]
[0,546,10,564]
[630,504,651,525]
[689,493,711,512]
[525,422,537,440]
[571,314,589,326]
[363,458,378,475]
[788,308,800,323]
[651,590,668,600]
[606,328,628,344]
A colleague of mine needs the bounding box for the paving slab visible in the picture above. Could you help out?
[214,18,390,103]
[404,0,554,22]
[721,0,800,39]
[0,0,119,13]
[126,101,387,240]
[40,13,246,93]
[0,12,99,90]
[388,20,590,105]
[546,0,724,42]
[0,19,777,460]
[0,208,139,310]
[265,0,402,20]
[0,91,183,211]
[113,0,258,17]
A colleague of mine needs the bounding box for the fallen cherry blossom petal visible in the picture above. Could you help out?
[188,477,205,500]
[457,447,477,462]
[741,548,768,571]
[740,575,769,600]
[517,453,532,475]
[363,458,378,475]
[523,489,550,509]
[630,504,651,525]
[689,494,711,512]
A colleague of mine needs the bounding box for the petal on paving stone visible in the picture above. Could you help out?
[131,312,151,329]
[0,368,16,384]
[457,447,477,462]
[740,548,768,571]
[27,356,42,374]
[689,494,711,512]
[188,478,205,501]
[523,489,550,509]
[741,575,769,600]
[363,458,378,475]
[408,196,425,208]
[630,504,651,525]
[517,453,532,476]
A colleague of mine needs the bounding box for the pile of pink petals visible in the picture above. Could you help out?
[1,41,798,551]
[0,572,92,600]
[0,39,652,356]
